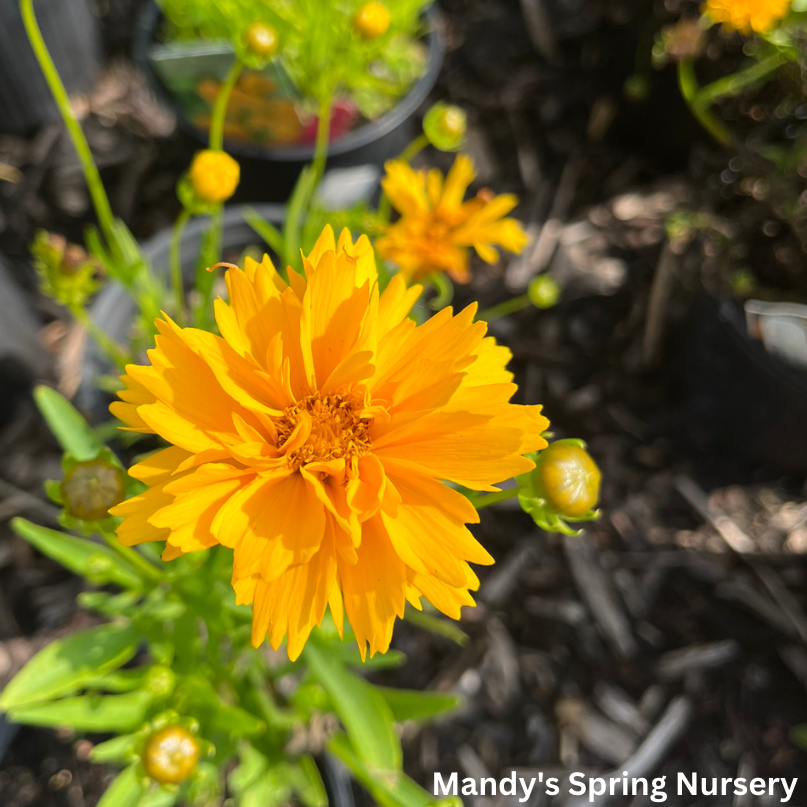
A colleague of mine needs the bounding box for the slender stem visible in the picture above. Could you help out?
[377,134,430,223]
[478,293,531,322]
[170,208,191,325]
[398,133,429,165]
[69,305,131,368]
[20,0,116,244]
[310,93,334,188]
[101,532,164,584]
[696,51,789,106]
[677,59,735,149]
[209,59,244,152]
[473,487,520,509]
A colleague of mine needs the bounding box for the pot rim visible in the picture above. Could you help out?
[133,0,445,162]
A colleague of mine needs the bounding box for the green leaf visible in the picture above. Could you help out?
[0,622,139,710]
[90,734,140,764]
[328,735,444,807]
[292,756,328,807]
[376,687,462,723]
[96,766,147,807]
[303,639,402,775]
[11,518,142,590]
[33,385,103,461]
[138,787,178,807]
[7,690,153,732]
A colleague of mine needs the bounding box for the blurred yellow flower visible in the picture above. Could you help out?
[111,226,549,660]
[354,1,390,39]
[189,149,240,204]
[703,0,791,34]
[376,155,528,283]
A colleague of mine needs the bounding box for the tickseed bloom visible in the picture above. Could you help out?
[376,155,529,283]
[110,227,549,659]
[188,149,240,204]
[702,0,791,34]
[354,2,391,39]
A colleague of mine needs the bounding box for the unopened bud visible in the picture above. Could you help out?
[354,2,391,39]
[528,275,561,309]
[188,150,240,204]
[61,459,125,522]
[143,726,200,785]
[423,103,467,152]
[244,22,279,59]
[533,440,601,519]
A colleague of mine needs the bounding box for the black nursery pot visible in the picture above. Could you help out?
[671,294,807,475]
[0,0,101,135]
[77,203,285,417]
[133,0,444,202]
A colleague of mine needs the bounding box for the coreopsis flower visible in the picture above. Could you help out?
[702,0,791,34]
[188,149,240,204]
[110,227,548,660]
[376,155,528,283]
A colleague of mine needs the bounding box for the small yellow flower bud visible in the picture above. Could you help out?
[244,22,279,59]
[354,2,391,39]
[61,459,126,522]
[143,726,199,785]
[533,440,601,519]
[188,150,240,204]
[423,103,467,152]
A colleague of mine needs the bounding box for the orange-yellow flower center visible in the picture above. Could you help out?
[276,393,372,471]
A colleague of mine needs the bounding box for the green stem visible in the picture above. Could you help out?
[170,208,191,325]
[20,0,116,245]
[310,93,334,188]
[69,305,131,368]
[473,487,520,509]
[478,293,531,322]
[377,133,430,223]
[696,51,789,106]
[209,59,244,152]
[101,532,164,584]
[677,59,735,148]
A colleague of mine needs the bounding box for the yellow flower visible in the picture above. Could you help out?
[110,227,549,660]
[354,2,391,39]
[376,155,529,284]
[702,0,791,34]
[188,150,240,204]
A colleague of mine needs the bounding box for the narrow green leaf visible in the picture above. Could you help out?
[328,735,440,807]
[293,755,328,807]
[8,690,152,731]
[34,385,103,460]
[138,787,178,807]
[304,639,402,775]
[11,518,142,590]
[0,622,139,710]
[90,734,140,764]
[96,766,147,807]
[376,687,462,723]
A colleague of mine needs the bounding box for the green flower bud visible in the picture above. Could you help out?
[423,103,467,152]
[528,275,561,309]
[143,726,199,785]
[60,459,126,522]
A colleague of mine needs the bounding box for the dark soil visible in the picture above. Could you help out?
[1,0,806,805]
